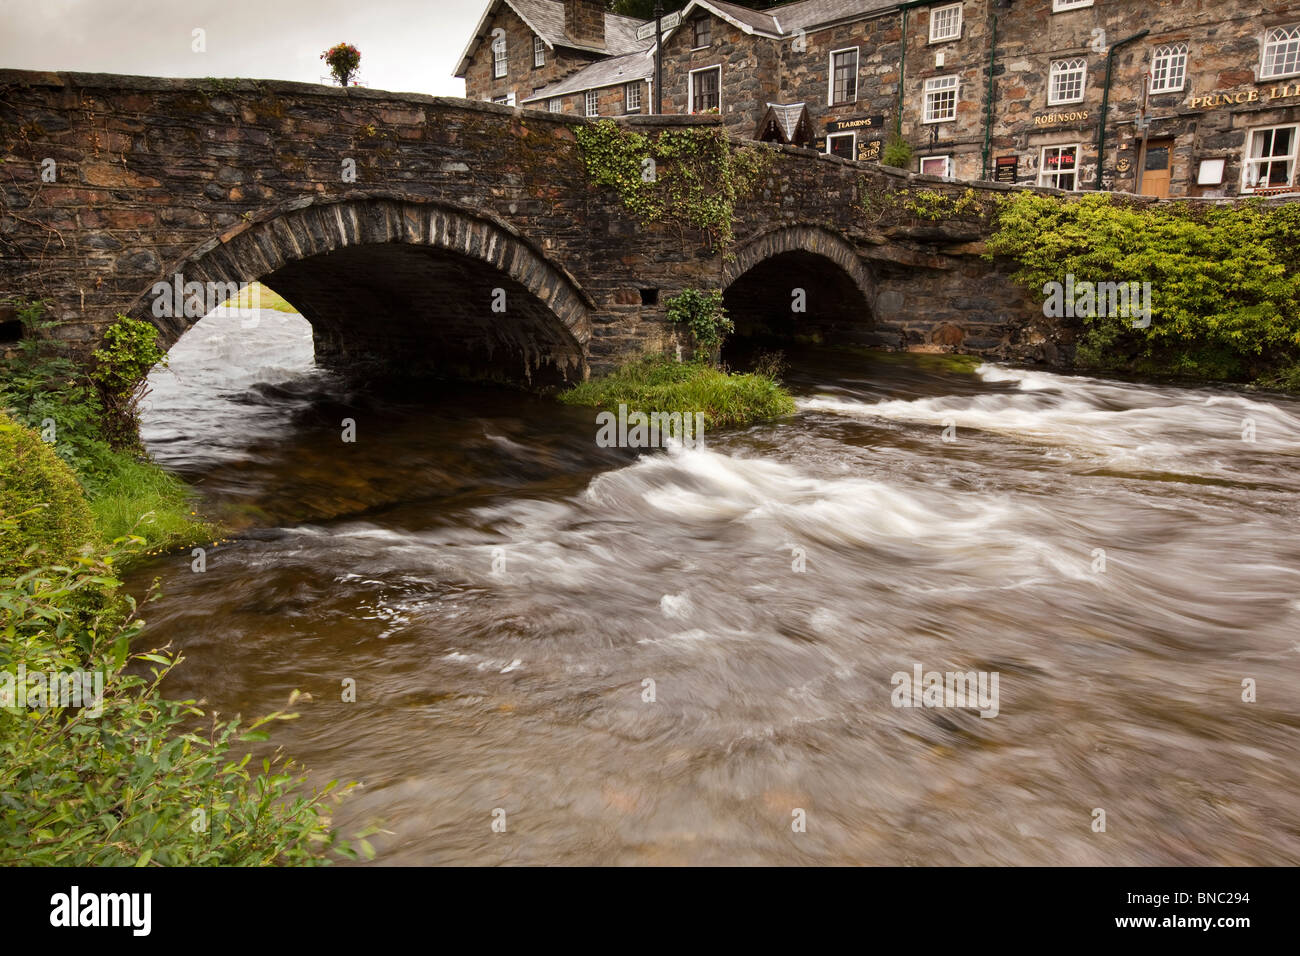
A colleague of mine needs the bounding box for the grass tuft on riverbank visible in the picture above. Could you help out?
[558,354,796,429]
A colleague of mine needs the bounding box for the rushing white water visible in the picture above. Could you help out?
[131,321,1300,865]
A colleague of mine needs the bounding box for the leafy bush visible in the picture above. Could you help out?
[91,315,168,451]
[882,133,913,169]
[0,413,96,575]
[987,192,1300,383]
[0,532,365,865]
[666,288,734,359]
[559,354,795,428]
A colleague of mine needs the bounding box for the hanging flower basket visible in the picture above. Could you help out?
[322,43,361,87]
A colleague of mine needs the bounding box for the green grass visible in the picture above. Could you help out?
[559,354,796,428]
[219,281,300,314]
[85,452,221,555]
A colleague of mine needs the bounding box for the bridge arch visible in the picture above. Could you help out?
[722,226,878,350]
[131,195,593,386]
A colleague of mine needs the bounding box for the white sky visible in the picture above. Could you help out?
[0,0,488,96]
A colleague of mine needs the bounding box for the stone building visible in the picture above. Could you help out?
[457,0,1300,198]
[455,0,650,109]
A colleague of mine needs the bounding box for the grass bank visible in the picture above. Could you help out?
[1,302,219,559]
[558,354,796,429]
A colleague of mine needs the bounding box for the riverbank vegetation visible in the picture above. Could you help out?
[1,310,358,864]
[988,192,1300,389]
[0,300,218,554]
[0,512,360,864]
[559,353,795,428]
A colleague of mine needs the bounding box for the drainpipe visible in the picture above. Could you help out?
[654,1,664,115]
[896,6,909,137]
[981,10,999,180]
[1095,29,1149,191]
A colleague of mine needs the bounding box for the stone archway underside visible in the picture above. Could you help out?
[723,226,881,348]
[141,198,593,387]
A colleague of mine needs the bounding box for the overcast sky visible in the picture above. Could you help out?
[0,0,491,96]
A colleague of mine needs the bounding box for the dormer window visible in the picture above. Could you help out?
[693,17,711,49]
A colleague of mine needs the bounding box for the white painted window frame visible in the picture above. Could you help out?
[923,74,959,123]
[534,36,546,69]
[493,40,508,78]
[1149,42,1189,94]
[1052,0,1093,12]
[1262,25,1300,79]
[1242,124,1299,192]
[920,154,952,177]
[548,97,562,113]
[626,82,642,113]
[1039,143,1081,190]
[930,4,963,44]
[826,131,857,159]
[1049,57,1088,105]
[828,47,860,106]
[689,64,722,113]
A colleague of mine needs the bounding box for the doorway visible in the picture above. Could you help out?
[1140,138,1175,198]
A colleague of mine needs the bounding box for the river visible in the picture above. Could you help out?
[129,306,1300,865]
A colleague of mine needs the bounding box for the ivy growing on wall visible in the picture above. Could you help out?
[574,120,771,251]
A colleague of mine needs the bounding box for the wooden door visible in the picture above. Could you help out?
[1140,139,1174,198]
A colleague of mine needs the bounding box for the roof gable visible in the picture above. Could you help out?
[455,0,652,78]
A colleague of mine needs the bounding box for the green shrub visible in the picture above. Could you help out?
[666,288,733,359]
[559,354,795,428]
[987,192,1300,383]
[90,315,168,451]
[882,133,913,169]
[0,532,366,865]
[0,412,96,575]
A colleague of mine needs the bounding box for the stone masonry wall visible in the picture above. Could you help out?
[1,68,1058,383]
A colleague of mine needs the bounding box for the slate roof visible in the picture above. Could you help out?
[455,0,651,78]
[521,48,655,103]
[667,0,901,41]
[768,102,807,141]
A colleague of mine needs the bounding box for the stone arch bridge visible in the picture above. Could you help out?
[0,70,1049,386]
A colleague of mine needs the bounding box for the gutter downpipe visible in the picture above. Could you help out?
[981,10,999,180]
[1095,29,1149,191]
[895,1,931,137]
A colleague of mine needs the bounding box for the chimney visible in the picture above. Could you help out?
[564,0,606,48]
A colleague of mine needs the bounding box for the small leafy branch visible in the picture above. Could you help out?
[666,288,733,361]
[574,120,770,251]
[90,315,167,451]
